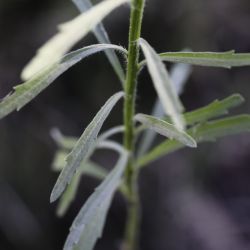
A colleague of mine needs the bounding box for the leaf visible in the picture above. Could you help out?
[54,157,108,217]
[139,38,185,130]
[52,150,107,179]
[63,149,129,250]
[134,113,197,148]
[136,115,250,168]
[72,0,125,84]
[0,44,127,120]
[157,51,250,68]
[137,62,192,156]
[21,0,129,80]
[193,114,250,141]
[50,91,124,203]
[51,125,125,151]
[184,94,244,125]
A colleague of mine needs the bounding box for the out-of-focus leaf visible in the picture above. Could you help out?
[54,155,108,217]
[0,44,127,120]
[21,0,129,80]
[139,38,185,130]
[50,92,124,203]
[136,115,250,168]
[183,94,244,125]
[72,0,125,84]
[63,149,129,250]
[137,62,192,156]
[134,113,197,148]
[156,51,250,68]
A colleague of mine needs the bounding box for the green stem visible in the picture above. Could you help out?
[123,0,145,249]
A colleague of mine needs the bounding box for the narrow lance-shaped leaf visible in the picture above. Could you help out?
[51,125,125,151]
[134,113,197,148]
[137,62,192,156]
[184,94,244,125]
[72,0,125,84]
[63,149,129,250]
[0,44,127,120]
[157,51,250,68]
[136,115,250,168]
[139,38,185,130]
[54,157,108,217]
[52,150,107,178]
[21,0,130,80]
[50,91,124,203]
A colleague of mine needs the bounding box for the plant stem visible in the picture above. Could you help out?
[123,0,145,249]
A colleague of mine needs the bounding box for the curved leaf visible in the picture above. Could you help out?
[63,149,129,250]
[21,0,129,80]
[72,0,125,84]
[158,51,250,68]
[139,38,185,130]
[50,91,124,203]
[0,44,127,120]
[136,115,250,168]
[134,113,197,148]
[137,62,192,156]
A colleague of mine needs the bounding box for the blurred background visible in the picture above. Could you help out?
[1,0,250,249]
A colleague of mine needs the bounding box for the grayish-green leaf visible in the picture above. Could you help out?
[135,113,197,148]
[136,115,250,168]
[139,38,185,130]
[21,0,130,80]
[184,94,244,125]
[63,149,129,250]
[50,91,124,203]
[158,51,250,68]
[72,0,125,84]
[54,155,108,217]
[51,125,125,151]
[0,44,127,120]
[137,63,192,156]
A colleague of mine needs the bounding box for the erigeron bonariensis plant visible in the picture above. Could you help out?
[1,0,250,250]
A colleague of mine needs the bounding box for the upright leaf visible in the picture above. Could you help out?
[0,44,127,120]
[137,62,192,156]
[139,38,185,130]
[63,149,129,250]
[134,114,197,148]
[158,51,250,68]
[50,91,124,203]
[72,0,125,84]
[21,0,130,80]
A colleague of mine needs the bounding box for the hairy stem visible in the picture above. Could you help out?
[123,0,145,249]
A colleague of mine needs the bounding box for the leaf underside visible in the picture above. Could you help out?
[63,150,128,250]
[0,44,126,120]
[50,91,124,203]
[139,38,185,130]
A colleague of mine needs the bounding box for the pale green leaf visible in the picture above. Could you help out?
[52,150,107,179]
[21,0,130,80]
[139,38,185,130]
[54,156,108,217]
[0,44,127,120]
[184,94,244,125]
[134,113,197,148]
[50,91,124,203]
[72,0,125,84]
[137,63,192,156]
[63,149,129,250]
[158,51,250,68]
[136,115,250,168]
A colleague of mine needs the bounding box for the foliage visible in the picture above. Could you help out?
[1,0,250,249]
